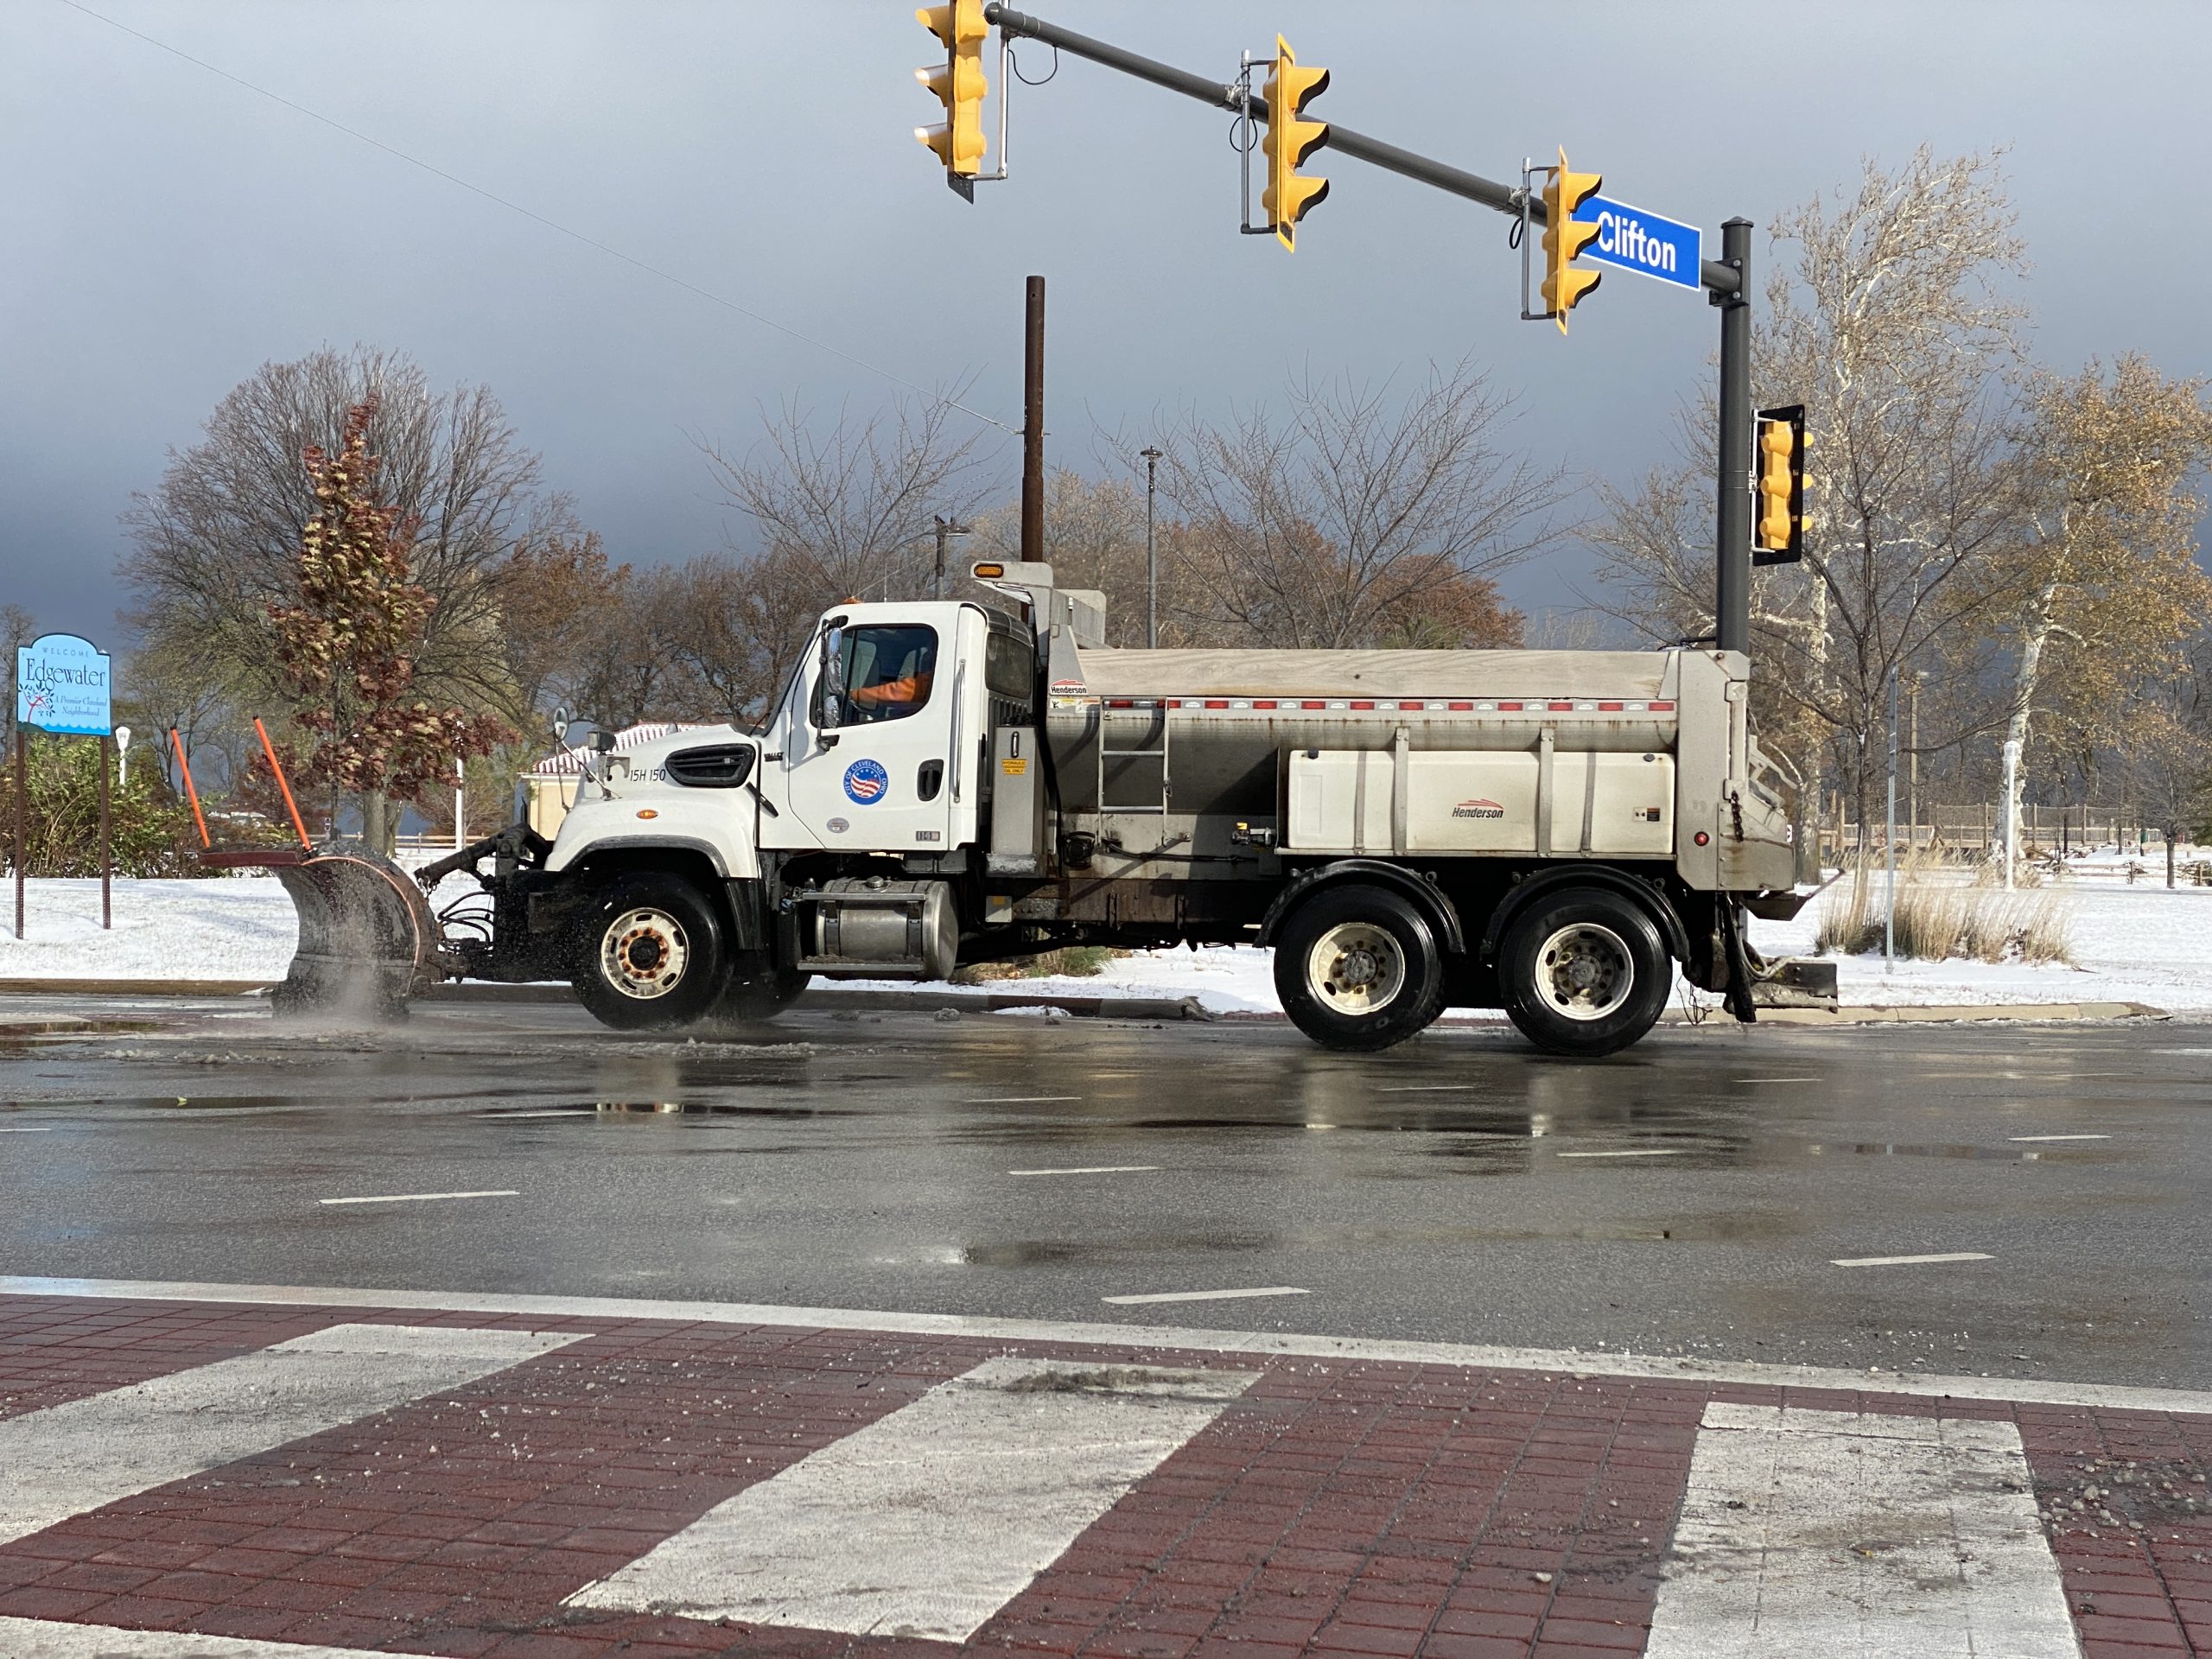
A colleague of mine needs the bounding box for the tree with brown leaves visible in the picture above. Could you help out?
[266,399,513,850]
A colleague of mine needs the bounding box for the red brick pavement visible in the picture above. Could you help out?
[0,1293,2208,1658]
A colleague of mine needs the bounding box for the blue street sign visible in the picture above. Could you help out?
[15,632,113,736]
[1571,194,1702,290]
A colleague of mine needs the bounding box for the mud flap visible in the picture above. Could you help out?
[269,842,441,1021]
[1718,901,1758,1024]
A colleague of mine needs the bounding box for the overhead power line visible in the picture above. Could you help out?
[54,0,1016,434]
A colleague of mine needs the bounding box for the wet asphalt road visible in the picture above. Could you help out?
[0,994,2207,1391]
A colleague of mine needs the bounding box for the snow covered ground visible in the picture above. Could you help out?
[1,868,2207,1014]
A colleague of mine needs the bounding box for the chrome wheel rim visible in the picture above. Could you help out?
[1534,923,1633,1021]
[1306,921,1405,1016]
[601,907,689,1000]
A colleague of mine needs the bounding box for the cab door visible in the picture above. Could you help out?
[773,614,966,855]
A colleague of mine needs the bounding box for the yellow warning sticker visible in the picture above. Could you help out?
[1001,757,1028,776]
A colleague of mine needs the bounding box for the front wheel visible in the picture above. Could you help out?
[570,874,728,1031]
[1498,887,1670,1058]
[1273,884,1446,1052]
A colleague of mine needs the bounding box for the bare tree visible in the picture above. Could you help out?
[121,346,580,739]
[701,389,999,692]
[2,604,35,750]
[1592,148,2031,859]
[1986,356,2212,876]
[1135,360,1564,651]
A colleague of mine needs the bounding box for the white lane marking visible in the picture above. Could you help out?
[963,1096,1082,1104]
[1557,1148,1691,1159]
[0,1125,55,1133]
[569,1357,1253,1639]
[481,1109,595,1118]
[11,1274,2210,1414]
[2008,1134,2111,1142]
[1732,1076,1821,1084]
[0,1617,388,1656]
[0,1324,573,1547]
[318,1189,519,1205]
[1102,1286,1310,1306]
[1647,1402,2078,1658]
[1831,1252,1993,1268]
[1376,1084,1479,1093]
[1007,1164,1160,1177]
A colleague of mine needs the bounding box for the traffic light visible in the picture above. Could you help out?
[1754,404,1807,565]
[1261,35,1329,251]
[915,0,988,179]
[1539,148,1603,333]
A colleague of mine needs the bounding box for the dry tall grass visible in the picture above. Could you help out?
[1814,855,2073,963]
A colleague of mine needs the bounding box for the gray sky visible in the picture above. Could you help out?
[3,1,2208,646]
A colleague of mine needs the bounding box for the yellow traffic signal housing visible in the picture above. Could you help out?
[1261,35,1329,251]
[916,0,988,177]
[1754,404,1807,565]
[1539,149,1603,333]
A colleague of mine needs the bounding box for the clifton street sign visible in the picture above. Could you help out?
[1570,193,1703,290]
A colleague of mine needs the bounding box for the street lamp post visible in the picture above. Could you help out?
[1140,445,1162,648]
[933,515,969,601]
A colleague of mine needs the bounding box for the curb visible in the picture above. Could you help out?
[1698,999,2168,1027]
[0,982,2171,1028]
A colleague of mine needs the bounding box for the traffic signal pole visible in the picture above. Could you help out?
[977,3,1755,654]
[1713,218,1752,656]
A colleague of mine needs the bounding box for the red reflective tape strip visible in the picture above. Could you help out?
[1599,701,1624,711]
[1399,700,1424,711]
[1497,701,1522,711]
[1649,701,1675,712]
[1253,700,1277,710]
[1301,700,1326,709]
[1351,700,1376,710]
[1204,699,1230,709]
[1448,702,1473,711]
[1107,698,1133,709]
[1548,701,1574,711]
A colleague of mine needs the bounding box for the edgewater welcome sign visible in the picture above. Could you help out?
[15,632,114,736]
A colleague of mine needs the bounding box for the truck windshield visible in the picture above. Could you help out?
[830,624,937,725]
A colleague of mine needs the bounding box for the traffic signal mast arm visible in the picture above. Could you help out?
[978,3,1744,299]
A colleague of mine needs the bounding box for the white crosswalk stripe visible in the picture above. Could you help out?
[1648,1402,2079,1658]
[569,1357,1255,1640]
[0,1615,391,1657]
[0,1324,577,1547]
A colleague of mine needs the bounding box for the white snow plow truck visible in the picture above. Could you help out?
[276,559,1833,1056]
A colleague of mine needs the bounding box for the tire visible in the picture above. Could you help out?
[711,966,812,1022]
[1497,886,1670,1058]
[1273,884,1446,1052]
[569,873,728,1031]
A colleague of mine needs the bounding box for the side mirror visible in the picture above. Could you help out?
[550,705,571,742]
[815,625,846,734]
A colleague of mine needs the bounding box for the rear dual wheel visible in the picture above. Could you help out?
[1274,885,1446,1052]
[1498,887,1670,1058]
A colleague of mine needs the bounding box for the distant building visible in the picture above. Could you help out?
[523,721,710,837]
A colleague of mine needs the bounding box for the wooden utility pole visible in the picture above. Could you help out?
[1020,275,1045,565]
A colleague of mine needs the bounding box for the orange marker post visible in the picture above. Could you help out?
[171,728,212,850]
[252,718,312,851]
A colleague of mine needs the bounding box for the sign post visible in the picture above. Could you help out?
[14,632,117,938]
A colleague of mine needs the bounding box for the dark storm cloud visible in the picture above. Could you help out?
[2,0,2205,643]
